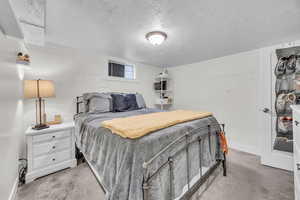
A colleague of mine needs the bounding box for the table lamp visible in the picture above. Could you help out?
[24,79,55,130]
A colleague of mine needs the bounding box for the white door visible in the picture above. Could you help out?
[259,41,300,171]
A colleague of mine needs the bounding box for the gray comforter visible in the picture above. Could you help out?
[74,108,222,200]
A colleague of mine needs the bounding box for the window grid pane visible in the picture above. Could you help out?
[125,65,134,79]
[125,71,134,79]
[108,62,135,80]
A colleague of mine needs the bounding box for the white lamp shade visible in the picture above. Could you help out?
[24,80,55,99]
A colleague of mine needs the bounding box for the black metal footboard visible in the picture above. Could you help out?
[142,124,227,200]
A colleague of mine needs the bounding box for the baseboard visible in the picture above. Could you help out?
[229,141,261,156]
[8,177,18,200]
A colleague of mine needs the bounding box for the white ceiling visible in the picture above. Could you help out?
[21,0,300,67]
[10,0,46,46]
[0,0,23,39]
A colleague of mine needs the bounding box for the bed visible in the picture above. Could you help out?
[74,93,226,200]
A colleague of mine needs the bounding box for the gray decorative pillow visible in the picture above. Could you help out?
[89,97,111,113]
[82,92,112,113]
[135,93,146,108]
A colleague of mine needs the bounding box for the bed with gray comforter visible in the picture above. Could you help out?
[74,107,223,200]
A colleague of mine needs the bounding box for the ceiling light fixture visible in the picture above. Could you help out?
[146,31,167,46]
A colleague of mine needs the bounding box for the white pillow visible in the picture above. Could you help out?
[135,93,146,108]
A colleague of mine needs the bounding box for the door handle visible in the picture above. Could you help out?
[295,121,299,126]
[297,163,300,170]
[262,108,270,113]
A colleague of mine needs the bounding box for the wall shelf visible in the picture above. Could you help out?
[16,60,30,65]
[155,77,170,81]
[154,70,173,110]
[17,52,30,65]
[155,90,172,93]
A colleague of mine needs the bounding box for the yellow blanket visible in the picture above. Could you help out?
[101,110,212,139]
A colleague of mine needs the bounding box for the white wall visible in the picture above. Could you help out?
[168,50,261,155]
[22,43,161,155]
[0,36,24,200]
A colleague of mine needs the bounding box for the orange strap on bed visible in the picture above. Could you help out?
[219,131,228,154]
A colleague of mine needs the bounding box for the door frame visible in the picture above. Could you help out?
[259,40,300,171]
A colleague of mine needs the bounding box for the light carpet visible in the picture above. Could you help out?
[17,149,294,200]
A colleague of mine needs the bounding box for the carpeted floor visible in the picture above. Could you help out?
[17,149,294,200]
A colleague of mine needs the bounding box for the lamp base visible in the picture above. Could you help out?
[32,124,49,130]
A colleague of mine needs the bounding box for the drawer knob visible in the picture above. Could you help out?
[52,158,56,161]
[52,136,56,138]
[297,163,300,170]
[52,146,56,149]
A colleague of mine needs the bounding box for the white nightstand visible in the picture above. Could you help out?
[25,122,77,183]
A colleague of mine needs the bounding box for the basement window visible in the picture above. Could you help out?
[108,61,135,80]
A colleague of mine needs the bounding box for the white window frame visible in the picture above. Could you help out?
[107,60,136,81]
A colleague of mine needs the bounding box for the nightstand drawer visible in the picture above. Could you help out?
[26,123,76,183]
[33,138,71,157]
[33,149,71,169]
[33,130,70,143]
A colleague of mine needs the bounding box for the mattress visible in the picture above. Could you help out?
[74,108,222,200]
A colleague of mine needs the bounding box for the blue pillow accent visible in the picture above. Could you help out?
[111,93,139,112]
[111,94,128,112]
[126,94,139,111]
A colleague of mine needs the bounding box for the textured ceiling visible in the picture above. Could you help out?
[46,0,300,66]
[0,0,23,38]
[11,0,46,46]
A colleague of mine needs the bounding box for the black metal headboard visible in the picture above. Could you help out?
[76,96,83,115]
